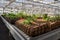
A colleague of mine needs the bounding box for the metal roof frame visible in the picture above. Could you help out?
[0,0,60,13]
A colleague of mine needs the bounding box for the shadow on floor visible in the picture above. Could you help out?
[0,17,14,40]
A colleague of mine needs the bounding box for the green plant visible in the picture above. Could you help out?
[54,14,60,21]
[42,14,48,20]
[17,12,27,19]
[45,16,50,21]
[22,19,33,25]
[48,16,59,22]
[31,14,40,21]
[2,13,6,17]
[7,13,17,19]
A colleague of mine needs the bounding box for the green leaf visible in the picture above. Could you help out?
[42,14,48,20]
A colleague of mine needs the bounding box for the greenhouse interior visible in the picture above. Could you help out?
[0,0,60,40]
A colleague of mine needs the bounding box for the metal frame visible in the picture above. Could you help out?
[1,0,60,15]
[0,0,60,9]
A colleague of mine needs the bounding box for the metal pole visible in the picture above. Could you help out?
[3,7,5,14]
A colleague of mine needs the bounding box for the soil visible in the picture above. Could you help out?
[15,19,48,37]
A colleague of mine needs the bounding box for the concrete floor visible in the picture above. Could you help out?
[0,17,14,40]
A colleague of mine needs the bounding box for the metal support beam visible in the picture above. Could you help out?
[5,0,15,8]
[3,7,5,14]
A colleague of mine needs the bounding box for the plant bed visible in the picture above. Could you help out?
[5,16,19,24]
[36,19,50,33]
[6,17,19,24]
[47,21,58,31]
[15,19,48,37]
[2,13,22,24]
[57,21,60,27]
[47,17,60,31]
[2,13,60,37]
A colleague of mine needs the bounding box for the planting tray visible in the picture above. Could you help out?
[1,16,60,40]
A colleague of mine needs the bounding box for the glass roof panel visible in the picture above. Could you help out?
[0,0,10,8]
[1,0,59,13]
[6,2,22,9]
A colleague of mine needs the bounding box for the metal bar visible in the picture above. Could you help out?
[1,16,25,40]
[5,0,15,8]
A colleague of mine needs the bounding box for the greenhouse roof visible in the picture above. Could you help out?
[0,0,60,9]
[0,0,60,14]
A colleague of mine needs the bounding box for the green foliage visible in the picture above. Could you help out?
[47,14,60,22]
[31,14,41,21]
[42,14,60,21]
[2,13,6,16]
[2,13,18,20]
[23,19,33,25]
[7,14,17,20]
[55,14,60,21]
[45,16,50,21]
[49,17,56,21]
[42,14,48,20]
[32,14,38,20]
[17,12,27,19]
[23,20,30,24]
[22,15,34,25]
[2,12,60,25]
